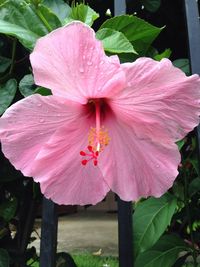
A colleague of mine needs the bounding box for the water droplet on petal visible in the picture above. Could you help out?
[79,67,84,73]
[39,118,45,123]
[100,60,104,65]
[156,164,160,168]
[87,61,92,66]
[37,103,42,107]
[127,82,132,87]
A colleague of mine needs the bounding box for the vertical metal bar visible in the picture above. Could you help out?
[114,1,133,266]
[184,0,200,74]
[40,197,58,267]
[114,0,126,15]
[117,198,133,267]
[184,0,200,162]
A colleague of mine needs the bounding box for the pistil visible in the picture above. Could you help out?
[80,99,110,167]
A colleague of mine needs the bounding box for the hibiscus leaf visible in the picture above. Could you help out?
[42,0,71,23]
[0,79,17,115]
[0,197,17,222]
[154,48,172,61]
[35,87,52,96]
[190,158,199,176]
[133,193,177,256]
[0,249,9,267]
[0,1,61,50]
[0,56,11,73]
[19,74,36,97]
[0,20,39,50]
[96,28,137,54]
[134,234,188,267]
[100,15,162,55]
[141,0,161,13]
[176,139,185,151]
[66,3,99,27]
[173,59,190,76]
[34,4,62,30]
[188,177,200,197]
[19,74,52,97]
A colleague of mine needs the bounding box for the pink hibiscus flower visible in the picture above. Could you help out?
[0,22,200,205]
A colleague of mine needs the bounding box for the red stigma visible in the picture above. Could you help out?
[80,146,99,167]
[81,159,88,165]
[87,145,93,152]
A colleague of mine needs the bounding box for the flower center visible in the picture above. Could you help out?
[80,100,110,166]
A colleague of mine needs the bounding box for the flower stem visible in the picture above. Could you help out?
[9,38,17,75]
[35,8,52,32]
[183,173,198,266]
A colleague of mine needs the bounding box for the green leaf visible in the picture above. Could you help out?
[0,1,61,50]
[35,87,52,96]
[35,4,62,30]
[19,74,52,97]
[176,139,185,151]
[96,28,137,54]
[19,74,35,97]
[173,59,190,76]
[100,15,162,55]
[0,197,17,222]
[0,249,9,267]
[190,158,199,176]
[133,193,177,256]
[154,48,172,61]
[0,79,17,115]
[135,235,188,267]
[189,177,200,197]
[67,3,99,27]
[56,252,78,267]
[172,182,184,201]
[26,259,39,267]
[42,0,71,23]
[141,0,161,12]
[0,56,11,73]
[0,20,38,50]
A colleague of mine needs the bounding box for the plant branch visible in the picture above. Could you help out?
[9,38,17,75]
[184,173,198,266]
[35,8,52,32]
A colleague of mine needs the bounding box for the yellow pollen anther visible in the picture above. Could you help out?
[88,126,111,152]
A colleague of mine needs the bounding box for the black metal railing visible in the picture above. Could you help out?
[39,1,200,267]
[184,0,200,167]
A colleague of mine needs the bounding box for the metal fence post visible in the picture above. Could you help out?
[184,0,200,75]
[114,0,126,15]
[39,198,58,267]
[184,0,200,162]
[117,198,134,267]
[114,1,134,266]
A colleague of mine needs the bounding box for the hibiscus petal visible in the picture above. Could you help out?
[99,115,181,201]
[0,94,83,176]
[29,120,110,205]
[109,58,200,142]
[30,22,125,104]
